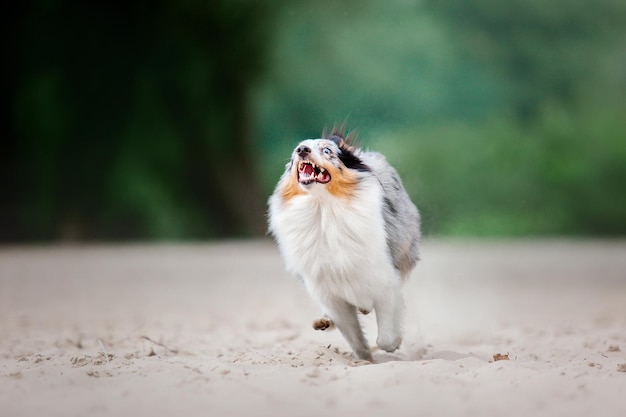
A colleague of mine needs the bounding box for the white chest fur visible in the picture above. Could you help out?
[268,179,397,309]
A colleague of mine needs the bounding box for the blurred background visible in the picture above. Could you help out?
[2,0,625,242]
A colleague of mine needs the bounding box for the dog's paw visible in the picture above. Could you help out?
[312,317,334,331]
[377,335,402,353]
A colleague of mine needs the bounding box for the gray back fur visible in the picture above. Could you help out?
[360,151,421,279]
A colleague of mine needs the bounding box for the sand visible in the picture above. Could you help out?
[1,239,625,417]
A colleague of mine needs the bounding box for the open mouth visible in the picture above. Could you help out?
[298,160,331,185]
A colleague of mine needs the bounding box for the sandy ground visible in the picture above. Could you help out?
[1,239,625,417]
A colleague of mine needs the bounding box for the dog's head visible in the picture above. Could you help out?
[279,130,370,200]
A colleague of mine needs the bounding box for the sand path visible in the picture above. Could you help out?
[1,239,625,416]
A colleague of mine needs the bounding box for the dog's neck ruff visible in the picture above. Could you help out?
[268,175,394,306]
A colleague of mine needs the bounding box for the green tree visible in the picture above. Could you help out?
[3,0,281,240]
[423,0,626,120]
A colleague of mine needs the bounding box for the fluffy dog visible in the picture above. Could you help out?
[268,128,420,361]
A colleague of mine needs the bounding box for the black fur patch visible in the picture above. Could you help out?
[384,196,397,215]
[338,147,370,172]
[321,126,370,172]
[391,175,401,191]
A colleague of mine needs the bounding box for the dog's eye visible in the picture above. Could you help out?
[322,147,332,155]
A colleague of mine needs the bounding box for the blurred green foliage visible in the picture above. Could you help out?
[3,0,625,241]
[371,106,626,236]
[4,0,278,240]
[256,0,626,237]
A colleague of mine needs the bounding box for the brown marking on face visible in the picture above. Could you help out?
[279,168,305,202]
[322,161,358,199]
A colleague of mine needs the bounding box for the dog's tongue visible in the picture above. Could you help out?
[318,170,331,183]
[301,163,315,176]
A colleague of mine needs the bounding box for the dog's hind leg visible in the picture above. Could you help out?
[323,297,372,361]
[374,282,404,353]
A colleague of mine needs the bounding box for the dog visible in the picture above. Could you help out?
[267,128,420,361]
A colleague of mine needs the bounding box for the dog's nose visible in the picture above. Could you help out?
[296,145,311,157]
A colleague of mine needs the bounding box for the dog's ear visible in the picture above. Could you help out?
[323,124,356,150]
[331,134,344,148]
